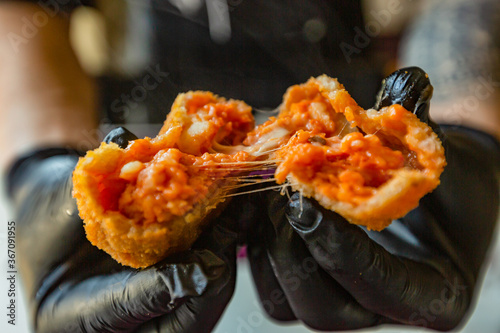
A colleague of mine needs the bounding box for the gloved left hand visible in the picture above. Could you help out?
[246,67,500,331]
[7,127,238,333]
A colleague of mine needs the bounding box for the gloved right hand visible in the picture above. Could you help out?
[245,67,500,331]
[7,127,238,333]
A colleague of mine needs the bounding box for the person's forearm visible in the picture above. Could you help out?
[0,2,97,172]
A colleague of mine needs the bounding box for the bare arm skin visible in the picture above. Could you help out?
[0,2,97,172]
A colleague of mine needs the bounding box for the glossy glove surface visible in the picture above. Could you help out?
[246,67,500,331]
[7,129,238,333]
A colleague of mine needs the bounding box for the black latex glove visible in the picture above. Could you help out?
[246,67,500,331]
[7,127,238,333]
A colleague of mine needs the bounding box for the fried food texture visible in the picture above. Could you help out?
[73,76,446,268]
[259,76,446,231]
[73,92,257,268]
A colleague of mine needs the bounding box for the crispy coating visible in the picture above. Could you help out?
[73,76,446,268]
[73,92,254,268]
[272,76,446,230]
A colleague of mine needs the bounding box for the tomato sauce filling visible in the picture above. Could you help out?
[275,131,405,205]
[180,93,255,153]
[244,85,347,147]
[94,93,258,224]
[92,83,425,221]
[250,80,413,206]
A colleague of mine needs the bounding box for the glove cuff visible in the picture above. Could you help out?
[5,147,85,202]
[440,124,500,170]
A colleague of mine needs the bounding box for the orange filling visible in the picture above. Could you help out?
[246,77,433,208]
[91,93,257,225]
[84,78,440,225]
[169,92,255,155]
[244,85,345,147]
[73,75,446,268]
[117,150,251,225]
[275,131,405,205]
[244,78,416,206]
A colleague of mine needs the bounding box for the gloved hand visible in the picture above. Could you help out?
[7,127,238,333]
[246,67,500,331]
